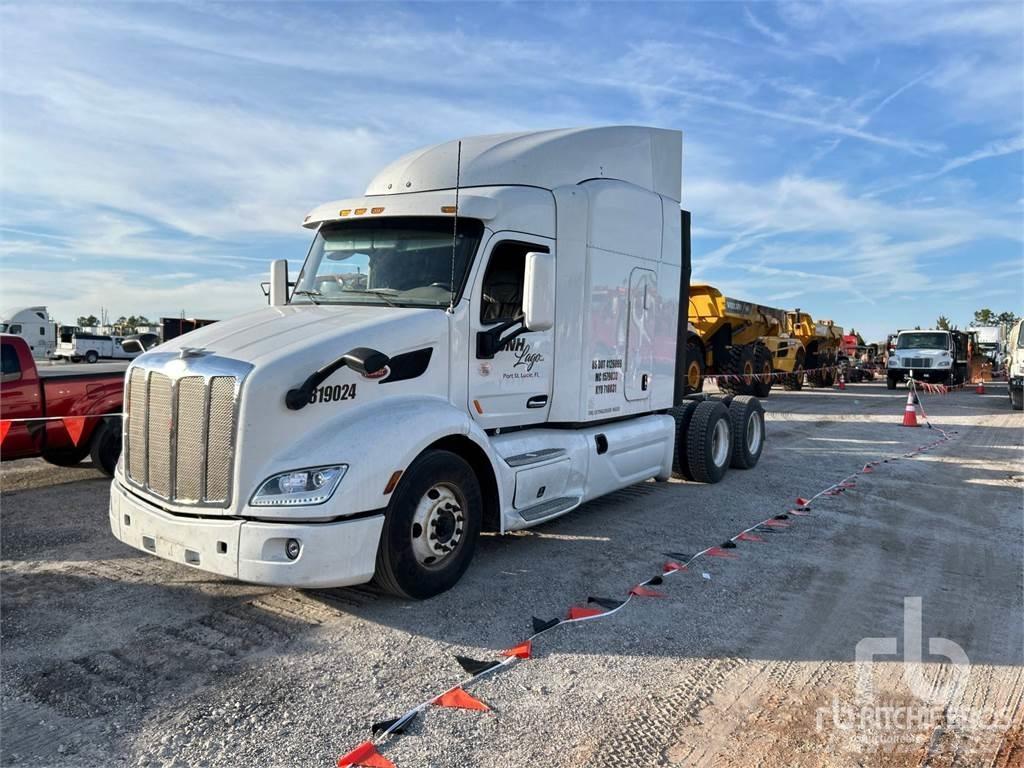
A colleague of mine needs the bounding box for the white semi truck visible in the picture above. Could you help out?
[0,306,58,360]
[109,127,766,598]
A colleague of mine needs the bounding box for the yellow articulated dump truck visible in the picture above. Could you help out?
[686,284,790,396]
[782,310,843,389]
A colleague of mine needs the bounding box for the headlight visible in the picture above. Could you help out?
[250,465,347,506]
[936,360,951,367]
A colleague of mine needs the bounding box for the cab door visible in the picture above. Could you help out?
[624,267,656,401]
[468,235,554,429]
[1,341,41,458]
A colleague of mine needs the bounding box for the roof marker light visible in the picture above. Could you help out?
[371,207,385,214]
[338,209,351,216]
[354,208,367,215]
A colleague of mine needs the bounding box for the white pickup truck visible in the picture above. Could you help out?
[109,127,767,598]
[55,333,142,363]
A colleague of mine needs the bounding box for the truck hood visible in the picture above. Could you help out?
[155,304,444,364]
[894,348,947,356]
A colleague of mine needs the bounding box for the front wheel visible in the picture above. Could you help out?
[374,450,482,599]
[1011,388,1023,411]
[85,351,99,364]
[751,345,773,398]
[886,374,897,390]
[42,445,91,467]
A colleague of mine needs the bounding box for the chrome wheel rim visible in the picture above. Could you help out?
[712,419,730,467]
[410,483,466,568]
[746,411,763,454]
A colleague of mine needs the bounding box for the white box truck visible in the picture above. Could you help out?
[0,306,57,360]
[109,127,766,598]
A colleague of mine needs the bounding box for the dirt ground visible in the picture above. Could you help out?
[2,381,1022,768]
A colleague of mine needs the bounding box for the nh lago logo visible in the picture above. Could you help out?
[817,597,1012,749]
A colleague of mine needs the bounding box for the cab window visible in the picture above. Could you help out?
[479,242,549,325]
[1,343,21,377]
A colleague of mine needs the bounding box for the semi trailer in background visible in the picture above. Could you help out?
[108,126,767,599]
[0,306,58,360]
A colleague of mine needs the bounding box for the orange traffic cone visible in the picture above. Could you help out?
[975,380,985,394]
[901,390,919,427]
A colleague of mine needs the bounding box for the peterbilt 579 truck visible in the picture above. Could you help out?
[109,127,766,598]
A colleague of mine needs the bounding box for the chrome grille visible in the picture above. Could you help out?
[123,355,249,508]
[905,357,931,368]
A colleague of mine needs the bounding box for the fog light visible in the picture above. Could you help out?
[285,538,301,560]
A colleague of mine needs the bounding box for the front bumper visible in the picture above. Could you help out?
[109,481,384,588]
[888,368,950,383]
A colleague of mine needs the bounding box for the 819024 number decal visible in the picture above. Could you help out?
[309,383,357,404]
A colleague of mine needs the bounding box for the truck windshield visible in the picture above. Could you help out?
[294,217,485,308]
[1018,324,1024,348]
[896,332,948,349]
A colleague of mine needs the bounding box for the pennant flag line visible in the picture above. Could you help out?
[532,616,560,634]
[705,547,738,559]
[337,742,395,768]
[371,712,417,736]
[433,687,489,711]
[736,532,764,542]
[63,416,87,446]
[454,656,500,676]
[663,561,687,573]
[629,585,666,598]
[587,596,625,611]
[567,606,605,620]
[501,640,532,659]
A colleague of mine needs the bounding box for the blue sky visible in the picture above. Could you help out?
[1,1,1022,340]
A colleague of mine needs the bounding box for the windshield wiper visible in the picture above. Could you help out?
[340,288,399,308]
[293,289,322,305]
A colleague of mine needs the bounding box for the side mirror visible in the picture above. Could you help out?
[269,259,289,306]
[523,251,554,331]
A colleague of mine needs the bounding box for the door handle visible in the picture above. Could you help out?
[527,395,548,409]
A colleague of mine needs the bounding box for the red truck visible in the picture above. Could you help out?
[1,334,123,474]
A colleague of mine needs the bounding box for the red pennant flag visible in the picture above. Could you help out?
[0,420,10,444]
[840,481,856,488]
[763,519,790,528]
[629,585,666,597]
[337,742,395,768]
[788,508,810,516]
[795,497,810,506]
[501,640,532,659]
[433,687,489,711]
[663,561,687,573]
[706,547,738,558]
[63,416,87,446]
[736,532,764,542]
[862,465,874,473]
[567,606,605,620]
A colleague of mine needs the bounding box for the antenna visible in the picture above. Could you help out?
[448,140,462,313]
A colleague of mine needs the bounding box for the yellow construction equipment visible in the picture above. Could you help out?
[782,310,843,389]
[686,286,843,394]
[686,284,782,396]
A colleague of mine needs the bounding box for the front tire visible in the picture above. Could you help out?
[719,345,756,395]
[1011,388,1023,411]
[374,450,482,599]
[887,374,897,390]
[85,351,99,364]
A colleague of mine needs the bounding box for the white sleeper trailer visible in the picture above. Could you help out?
[109,127,766,598]
[0,306,57,360]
